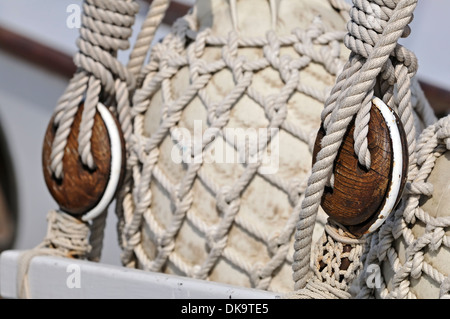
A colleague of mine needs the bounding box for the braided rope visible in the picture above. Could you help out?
[45,1,141,270]
[28,0,444,299]
[128,0,171,79]
[17,0,168,298]
[50,0,139,180]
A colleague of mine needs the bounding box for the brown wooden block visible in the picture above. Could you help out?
[42,103,125,216]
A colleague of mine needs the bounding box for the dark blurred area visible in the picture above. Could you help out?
[0,115,17,252]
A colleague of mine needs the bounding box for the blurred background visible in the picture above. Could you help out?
[0,0,449,266]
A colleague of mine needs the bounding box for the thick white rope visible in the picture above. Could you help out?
[127,0,171,79]
[50,0,139,180]
[28,0,441,299]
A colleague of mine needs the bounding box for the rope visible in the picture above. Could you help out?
[127,0,171,79]
[87,210,108,262]
[50,0,140,180]
[288,221,365,299]
[357,115,450,299]
[44,0,141,271]
[292,0,420,291]
[17,211,91,299]
[28,0,443,299]
[17,0,167,298]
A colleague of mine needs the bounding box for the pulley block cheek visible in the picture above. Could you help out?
[313,97,408,238]
[42,103,126,221]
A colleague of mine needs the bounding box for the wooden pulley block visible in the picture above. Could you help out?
[42,103,125,221]
[313,98,408,238]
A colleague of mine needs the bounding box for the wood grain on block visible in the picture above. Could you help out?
[42,104,117,216]
[313,102,407,237]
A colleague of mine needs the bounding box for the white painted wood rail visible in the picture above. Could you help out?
[0,250,280,299]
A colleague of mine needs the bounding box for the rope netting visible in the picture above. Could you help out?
[116,0,352,292]
[14,0,450,299]
[357,115,450,299]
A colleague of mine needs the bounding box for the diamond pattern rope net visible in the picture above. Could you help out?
[116,10,348,292]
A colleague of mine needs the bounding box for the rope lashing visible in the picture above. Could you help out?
[292,0,423,292]
[19,0,445,299]
[287,221,365,299]
[38,1,142,276]
[17,210,91,299]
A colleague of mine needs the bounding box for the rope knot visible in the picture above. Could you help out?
[405,181,434,197]
[216,186,233,211]
[437,117,450,149]
[249,262,265,287]
[429,227,445,252]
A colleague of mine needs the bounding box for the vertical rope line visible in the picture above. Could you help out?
[127,0,172,78]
